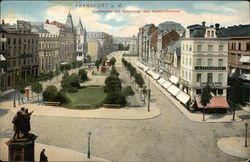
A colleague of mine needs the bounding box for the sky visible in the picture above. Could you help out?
[1,1,249,37]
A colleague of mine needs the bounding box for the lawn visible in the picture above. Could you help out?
[64,86,107,109]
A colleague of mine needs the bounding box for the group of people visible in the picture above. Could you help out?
[12,107,33,139]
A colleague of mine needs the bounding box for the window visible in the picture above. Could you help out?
[211,31,214,37]
[197,73,201,82]
[185,71,188,79]
[238,43,241,50]
[219,45,223,52]
[186,57,188,65]
[218,73,223,82]
[218,89,223,95]
[218,59,223,67]
[197,58,202,66]
[208,45,213,51]
[208,59,213,66]
[182,70,184,77]
[189,72,191,81]
[2,43,5,51]
[19,39,21,45]
[189,58,192,66]
[14,39,16,45]
[196,89,202,95]
[247,43,250,51]
[8,38,11,45]
[186,44,188,51]
[197,45,202,52]
[207,31,210,37]
[207,73,213,83]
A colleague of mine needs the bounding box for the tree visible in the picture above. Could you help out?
[48,71,54,84]
[85,55,91,63]
[109,57,116,66]
[135,73,145,90]
[141,86,148,103]
[229,79,242,120]
[104,75,122,94]
[110,67,119,77]
[15,78,27,104]
[95,59,102,71]
[118,43,125,51]
[61,73,80,92]
[78,69,88,82]
[62,71,69,80]
[42,85,58,102]
[55,69,60,81]
[103,91,126,106]
[123,86,134,97]
[31,82,43,104]
[200,85,212,121]
[56,91,70,104]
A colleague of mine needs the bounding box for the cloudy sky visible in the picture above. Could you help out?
[2,1,249,37]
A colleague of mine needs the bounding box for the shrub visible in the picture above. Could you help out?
[103,91,126,106]
[42,85,58,101]
[56,91,71,104]
[78,69,88,82]
[104,75,122,94]
[123,86,134,97]
[68,87,78,93]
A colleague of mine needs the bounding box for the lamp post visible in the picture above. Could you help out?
[148,75,150,112]
[245,123,248,147]
[87,131,91,159]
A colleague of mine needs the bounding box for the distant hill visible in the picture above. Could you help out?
[158,21,185,33]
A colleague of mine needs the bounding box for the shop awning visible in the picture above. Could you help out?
[239,56,250,63]
[169,75,179,84]
[239,73,250,81]
[146,70,153,75]
[152,73,160,80]
[157,78,166,85]
[176,91,190,104]
[196,97,229,109]
[0,54,6,61]
[167,85,181,96]
[162,81,172,89]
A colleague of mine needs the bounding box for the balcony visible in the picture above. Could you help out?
[195,66,226,70]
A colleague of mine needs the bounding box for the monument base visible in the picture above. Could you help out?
[6,133,37,162]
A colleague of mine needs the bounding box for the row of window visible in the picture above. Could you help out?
[196,58,224,66]
[196,89,223,95]
[181,70,192,81]
[7,38,38,45]
[182,44,224,52]
[230,42,250,51]
[7,47,37,57]
[7,57,38,67]
[196,73,223,82]
[39,42,59,49]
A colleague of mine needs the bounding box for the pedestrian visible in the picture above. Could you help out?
[40,149,48,162]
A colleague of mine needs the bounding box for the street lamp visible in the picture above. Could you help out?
[87,131,91,159]
[148,75,151,112]
[245,123,248,147]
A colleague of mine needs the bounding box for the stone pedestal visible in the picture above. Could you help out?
[6,133,37,162]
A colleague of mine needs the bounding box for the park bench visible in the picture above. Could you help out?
[103,104,121,108]
[44,101,61,106]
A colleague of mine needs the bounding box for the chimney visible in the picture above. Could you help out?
[46,20,49,24]
[2,19,5,25]
[202,21,206,27]
[215,23,220,29]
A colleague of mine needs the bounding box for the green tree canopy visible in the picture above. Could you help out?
[103,91,126,106]
[78,69,88,82]
[200,85,212,108]
[31,82,43,94]
[123,86,135,97]
[42,85,58,101]
[104,75,122,94]
[110,67,119,77]
[135,73,145,88]
[109,57,116,66]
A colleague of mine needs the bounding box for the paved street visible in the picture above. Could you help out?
[0,51,249,161]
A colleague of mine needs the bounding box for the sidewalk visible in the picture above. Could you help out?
[239,104,250,113]
[217,137,250,159]
[136,64,242,123]
[9,103,160,120]
[0,138,109,161]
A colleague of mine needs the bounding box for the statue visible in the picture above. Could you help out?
[12,107,33,139]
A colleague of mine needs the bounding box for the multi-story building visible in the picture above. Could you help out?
[2,20,39,90]
[217,24,250,105]
[37,27,59,73]
[87,31,114,59]
[0,25,7,92]
[113,36,131,47]
[76,19,88,62]
[129,35,138,55]
[180,22,228,101]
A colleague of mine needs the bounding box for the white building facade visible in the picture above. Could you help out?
[76,19,88,61]
[180,23,228,100]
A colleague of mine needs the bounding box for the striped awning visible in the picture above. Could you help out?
[196,97,229,109]
[167,85,181,96]
[162,81,172,89]
[169,75,179,84]
[176,91,190,104]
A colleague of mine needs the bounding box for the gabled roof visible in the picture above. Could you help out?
[65,12,74,32]
[217,24,250,37]
[77,19,86,34]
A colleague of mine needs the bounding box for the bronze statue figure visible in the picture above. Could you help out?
[40,149,48,162]
[12,107,33,139]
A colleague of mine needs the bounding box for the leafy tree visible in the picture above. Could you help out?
[135,73,145,89]
[78,69,88,82]
[118,43,125,51]
[55,69,60,81]
[104,75,122,94]
[85,55,91,63]
[141,86,148,103]
[109,57,116,66]
[48,71,55,83]
[103,91,126,106]
[62,71,69,80]
[95,59,102,71]
[56,91,70,104]
[15,78,28,104]
[123,86,134,97]
[31,82,43,104]
[228,79,242,120]
[200,85,212,121]
[42,85,58,101]
[110,67,119,77]
[61,73,80,92]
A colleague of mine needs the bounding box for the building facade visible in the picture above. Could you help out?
[2,20,39,90]
[0,25,7,92]
[129,35,138,55]
[180,22,228,100]
[76,19,88,62]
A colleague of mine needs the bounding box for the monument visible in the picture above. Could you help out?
[6,108,37,161]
